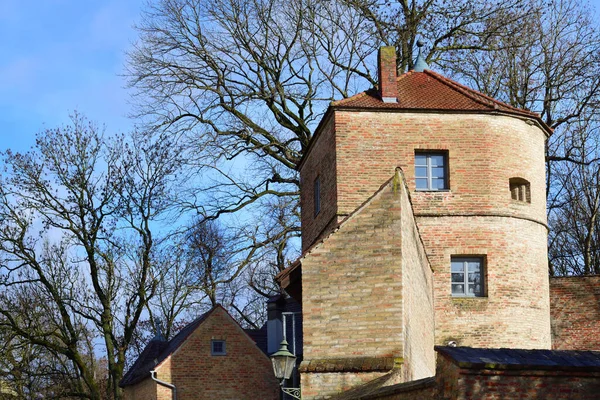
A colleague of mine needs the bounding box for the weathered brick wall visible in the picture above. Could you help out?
[550,276,600,350]
[302,372,391,399]
[328,110,550,349]
[435,355,600,400]
[332,112,547,224]
[300,114,338,251]
[300,172,434,398]
[418,216,550,348]
[399,174,435,381]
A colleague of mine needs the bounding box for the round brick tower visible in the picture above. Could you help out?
[296,48,552,350]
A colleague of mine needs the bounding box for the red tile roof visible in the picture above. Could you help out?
[332,70,551,135]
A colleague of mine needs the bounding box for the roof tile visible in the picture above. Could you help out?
[332,70,547,133]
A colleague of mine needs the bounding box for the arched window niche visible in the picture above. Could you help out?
[509,178,531,203]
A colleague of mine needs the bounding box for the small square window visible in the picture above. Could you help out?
[211,340,226,355]
[415,152,448,190]
[314,176,321,216]
[451,257,485,297]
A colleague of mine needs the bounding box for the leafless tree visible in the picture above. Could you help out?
[444,0,600,275]
[126,0,540,289]
[0,114,182,399]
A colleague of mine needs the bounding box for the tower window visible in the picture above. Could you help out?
[314,176,321,216]
[211,340,226,355]
[509,178,531,203]
[451,257,485,297]
[415,152,448,190]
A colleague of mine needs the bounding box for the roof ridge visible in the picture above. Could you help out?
[424,70,538,117]
[331,90,370,106]
[424,70,498,111]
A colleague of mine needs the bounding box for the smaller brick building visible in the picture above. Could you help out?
[120,305,279,400]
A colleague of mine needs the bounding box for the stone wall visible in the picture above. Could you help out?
[550,276,600,350]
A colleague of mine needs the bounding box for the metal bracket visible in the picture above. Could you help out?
[282,387,302,399]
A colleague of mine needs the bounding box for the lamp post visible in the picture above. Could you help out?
[270,340,301,399]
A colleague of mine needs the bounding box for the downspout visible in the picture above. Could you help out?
[150,370,176,400]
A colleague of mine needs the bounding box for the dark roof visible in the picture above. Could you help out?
[244,324,268,355]
[436,346,600,372]
[119,338,168,388]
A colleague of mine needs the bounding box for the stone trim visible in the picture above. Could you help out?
[299,357,400,373]
[415,212,549,230]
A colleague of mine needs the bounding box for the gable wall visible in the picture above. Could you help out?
[300,173,434,398]
[550,276,600,350]
[161,308,278,400]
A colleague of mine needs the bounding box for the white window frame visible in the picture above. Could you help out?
[451,257,484,297]
[415,152,448,191]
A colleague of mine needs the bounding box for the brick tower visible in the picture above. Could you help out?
[277,46,552,398]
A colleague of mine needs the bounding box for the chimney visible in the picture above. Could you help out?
[378,46,398,103]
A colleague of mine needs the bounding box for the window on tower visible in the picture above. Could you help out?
[415,152,448,190]
[509,178,531,203]
[451,257,485,297]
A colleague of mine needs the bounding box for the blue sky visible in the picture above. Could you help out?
[0,0,145,152]
[1,0,599,154]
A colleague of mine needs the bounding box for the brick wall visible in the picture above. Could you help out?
[399,172,435,381]
[302,109,551,349]
[332,112,547,225]
[435,353,600,400]
[123,376,157,400]
[418,216,551,348]
[300,113,338,251]
[300,171,434,399]
[550,276,600,350]
[125,307,279,400]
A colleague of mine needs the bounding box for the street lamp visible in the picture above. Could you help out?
[270,340,301,399]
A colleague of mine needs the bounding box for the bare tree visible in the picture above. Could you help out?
[445,0,600,275]
[126,0,541,290]
[0,114,182,399]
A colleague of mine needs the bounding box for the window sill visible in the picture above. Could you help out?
[451,296,489,311]
[415,189,451,193]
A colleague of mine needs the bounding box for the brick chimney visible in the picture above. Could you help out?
[378,46,398,103]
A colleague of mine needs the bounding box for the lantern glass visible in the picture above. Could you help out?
[270,340,297,380]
